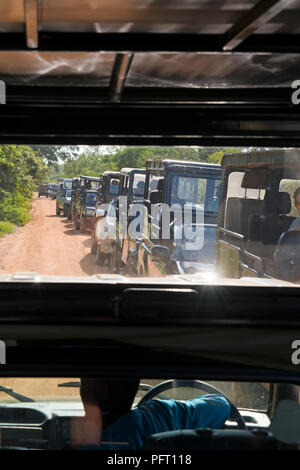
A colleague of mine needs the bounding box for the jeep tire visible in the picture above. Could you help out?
[95,244,105,265]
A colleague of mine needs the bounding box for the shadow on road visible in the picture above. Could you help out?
[64,228,79,236]
[62,222,74,229]
[79,253,109,276]
[82,238,91,248]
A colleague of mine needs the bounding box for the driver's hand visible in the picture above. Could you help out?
[70,404,102,448]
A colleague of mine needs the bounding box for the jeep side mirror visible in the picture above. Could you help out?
[152,245,170,260]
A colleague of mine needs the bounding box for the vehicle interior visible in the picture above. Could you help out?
[217,150,300,282]
[0,377,297,450]
[0,0,300,454]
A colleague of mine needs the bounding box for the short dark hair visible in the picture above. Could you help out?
[293,187,300,202]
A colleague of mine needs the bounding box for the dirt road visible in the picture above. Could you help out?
[0,194,107,277]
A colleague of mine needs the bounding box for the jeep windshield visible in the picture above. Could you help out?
[0,377,288,450]
[174,223,217,267]
[170,174,221,212]
[85,192,97,206]
[0,145,299,285]
[0,378,270,411]
[1,376,300,450]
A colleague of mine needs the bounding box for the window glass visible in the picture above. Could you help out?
[280,179,300,217]
[133,173,146,197]
[0,145,299,285]
[85,192,97,206]
[65,181,72,189]
[3,377,299,451]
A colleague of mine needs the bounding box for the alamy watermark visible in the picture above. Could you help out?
[0,340,6,364]
[291,340,300,365]
[0,81,5,104]
[291,80,300,105]
[97,197,205,250]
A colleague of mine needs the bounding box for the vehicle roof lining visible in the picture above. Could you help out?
[0,1,298,145]
[0,1,299,95]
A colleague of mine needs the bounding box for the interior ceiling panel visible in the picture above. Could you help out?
[128,52,299,88]
[0,0,298,109]
[0,52,114,86]
[39,0,252,34]
[39,0,300,34]
[0,0,298,34]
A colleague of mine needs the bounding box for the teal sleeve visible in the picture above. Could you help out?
[100,393,230,450]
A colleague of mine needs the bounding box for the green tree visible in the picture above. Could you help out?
[31,145,81,167]
[58,146,243,178]
[207,148,242,164]
[0,145,48,226]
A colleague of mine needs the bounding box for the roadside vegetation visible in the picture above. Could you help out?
[0,221,14,235]
[0,145,48,229]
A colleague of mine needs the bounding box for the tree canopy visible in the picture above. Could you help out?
[56,146,238,179]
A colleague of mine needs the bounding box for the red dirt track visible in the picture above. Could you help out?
[0,194,107,277]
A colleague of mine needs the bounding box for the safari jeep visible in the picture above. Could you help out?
[126,159,221,277]
[74,189,98,233]
[97,170,120,205]
[109,167,146,273]
[216,149,300,283]
[73,175,100,231]
[67,178,80,220]
[56,178,72,216]
[90,172,120,264]
[38,183,49,198]
[48,183,57,200]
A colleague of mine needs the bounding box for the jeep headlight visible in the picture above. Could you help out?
[85,208,94,217]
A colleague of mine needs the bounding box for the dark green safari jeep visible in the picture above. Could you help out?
[124,159,221,277]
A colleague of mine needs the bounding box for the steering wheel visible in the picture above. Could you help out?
[137,379,247,430]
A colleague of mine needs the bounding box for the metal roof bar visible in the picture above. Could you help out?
[0,104,299,146]
[24,0,39,48]
[109,53,134,102]
[4,85,293,107]
[223,0,294,51]
[1,32,300,53]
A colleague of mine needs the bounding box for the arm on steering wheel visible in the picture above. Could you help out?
[137,379,247,430]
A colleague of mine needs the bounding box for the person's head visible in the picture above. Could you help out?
[136,180,145,195]
[294,187,300,215]
[80,378,140,427]
[109,179,119,194]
